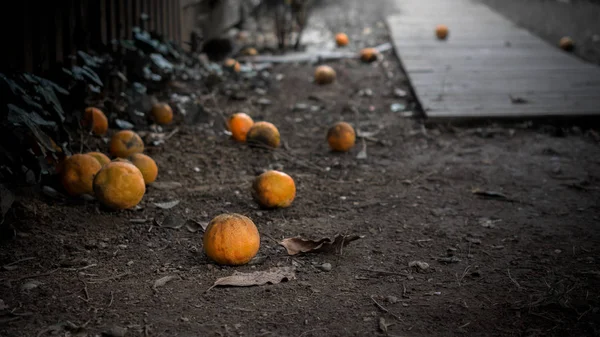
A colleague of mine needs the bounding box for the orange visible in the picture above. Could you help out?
[151,103,173,125]
[246,121,280,148]
[559,37,574,51]
[335,33,349,47]
[223,58,241,73]
[109,130,144,158]
[93,161,146,210]
[314,65,336,85]
[435,24,449,40]
[60,154,103,196]
[252,170,296,208]
[112,158,131,163]
[327,121,356,152]
[82,107,108,136]
[359,48,379,63]
[227,112,254,142]
[86,152,110,166]
[203,213,260,265]
[128,153,158,184]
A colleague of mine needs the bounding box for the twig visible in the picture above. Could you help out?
[3,257,36,268]
[6,268,60,282]
[108,291,114,307]
[359,268,408,277]
[88,271,131,283]
[78,277,90,303]
[263,232,280,245]
[507,269,522,291]
[164,127,180,140]
[371,295,403,321]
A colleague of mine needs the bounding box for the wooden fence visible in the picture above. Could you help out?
[1,0,182,76]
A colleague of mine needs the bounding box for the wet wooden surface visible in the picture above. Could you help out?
[386,0,600,119]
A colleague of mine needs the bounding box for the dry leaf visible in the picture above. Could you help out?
[154,200,180,209]
[279,234,363,255]
[185,220,207,233]
[356,139,367,160]
[207,267,295,292]
[157,214,186,229]
[153,275,179,291]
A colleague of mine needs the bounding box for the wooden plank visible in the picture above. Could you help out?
[387,0,600,119]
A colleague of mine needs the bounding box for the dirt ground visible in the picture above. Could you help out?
[2,0,600,336]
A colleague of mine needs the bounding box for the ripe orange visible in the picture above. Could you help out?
[327,121,356,152]
[359,48,379,63]
[224,58,241,73]
[82,107,108,136]
[246,121,280,148]
[559,37,574,51]
[86,152,111,166]
[109,130,144,158]
[227,113,254,142]
[252,170,296,208]
[152,103,173,125]
[93,161,146,210]
[241,47,258,56]
[335,33,349,47]
[60,154,103,196]
[435,24,449,40]
[314,65,336,85]
[128,153,158,184]
[203,213,260,265]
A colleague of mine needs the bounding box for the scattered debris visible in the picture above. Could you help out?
[206,267,295,292]
[394,88,407,98]
[153,200,180,209]
[437,256,461,264]
[356,139,368,160]
[157,213,186,229]
[472,188,509,201]
[20,280,43,292]
[478,217,501,228]
[152,275,180,292]
[0,299,8,310]
[390,103,406,112]
[185,220,207,233]
[408,261,430,271]
[319,263,332,272]
[150,181,183,190]
[114,119,134,130]
[279,234,363,255]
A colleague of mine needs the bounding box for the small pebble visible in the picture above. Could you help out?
[319,263,332,272]
[386,295,399,304]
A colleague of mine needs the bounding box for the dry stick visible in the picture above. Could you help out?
[8,268,60,282]
[507,269,522,290]
[78,277,90,303]
[360,268,408,277]
[3,257,36,267]
[108,291,114,307]
[88,271,131,283]
[371,295,403,322]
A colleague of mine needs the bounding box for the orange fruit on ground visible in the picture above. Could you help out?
[112,158,131,163]
[128,153,158,184]
[314,65,336,85]
[227,112,254,142]
[109,130,144,158]
[335,33,349,47]
[559,36,574,51]
[252,170,296,208]
[151,103,173,125]
[203,213,260,266]
[435,24,449,40]
[246,121,280,148]
[327,121,356,152]
[82,107,108,136]
[359,48,379,63]
[93,161,146,210]
[86,152,110,166]
[60,154,103,196]
[224,58,241,73]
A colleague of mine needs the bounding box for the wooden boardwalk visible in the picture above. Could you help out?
[386,0,600,119]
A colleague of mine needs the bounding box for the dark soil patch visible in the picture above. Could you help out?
[1,1,600,336]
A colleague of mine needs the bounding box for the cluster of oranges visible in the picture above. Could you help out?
[57,104,170,210]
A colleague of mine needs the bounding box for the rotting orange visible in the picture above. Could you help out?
[335,33,349,47]
[151,103,173,125]
[435,24,449,40]
[227,112,255,142]
[203,213,260,266]
[86,152,111,166]
[359,48,379,63]
[559,36,574,51]
[93,161,146,210]
[246,121,280,148]
[109,130,144,158]
[327,121,356,152]
[314,65,336,85]
[223,58,241,73]
[82,107,108,136]
[252,170,296,209]
[128,153,158,184]
[60,154,103,196]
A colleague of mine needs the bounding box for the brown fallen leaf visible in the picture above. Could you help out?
[152,275,179,291]
[206,267,295,292]
[279,234,363,255]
